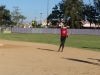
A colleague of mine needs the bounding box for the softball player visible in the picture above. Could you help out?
[58,24,68,52]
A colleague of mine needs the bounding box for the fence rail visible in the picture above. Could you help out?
[12,27,100,35]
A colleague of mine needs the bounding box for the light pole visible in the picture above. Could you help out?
[47,0,49,18]
[47,0,49,26]
[40,13,42,24]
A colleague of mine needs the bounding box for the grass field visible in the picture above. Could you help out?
[0,33,100,52]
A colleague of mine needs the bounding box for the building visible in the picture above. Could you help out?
[81,20,100,29]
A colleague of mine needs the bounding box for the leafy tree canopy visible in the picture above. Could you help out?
[48,0,100,29]
[0,5,11,26]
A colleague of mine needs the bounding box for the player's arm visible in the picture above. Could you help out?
[66,30,68,37]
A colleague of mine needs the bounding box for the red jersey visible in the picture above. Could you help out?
[61,28,68,36]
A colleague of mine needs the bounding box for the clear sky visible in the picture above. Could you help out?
[0,0,93,23]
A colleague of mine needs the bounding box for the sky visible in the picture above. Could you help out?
[0,0,93,23]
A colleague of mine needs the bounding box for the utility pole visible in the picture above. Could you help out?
[35,17,36,28]
[40,13,42,24]
[47,0,49,26]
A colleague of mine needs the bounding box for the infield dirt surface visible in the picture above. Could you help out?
[0,40,100,75]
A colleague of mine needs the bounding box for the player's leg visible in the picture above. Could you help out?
[58,36,63,52]
[58,44,61,52]
[61,36,66,52]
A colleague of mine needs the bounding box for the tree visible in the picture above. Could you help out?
[48,0,84,28]
[47,5,59,26]
[0,5,11,26]
[11,6,26,27]
[48,5,60,19]
[94,0,100,25]
[48,2,66,26]
[94,0,100,11]
[64,0,84,28]
[83,4,99,28]
[32,20,37,28]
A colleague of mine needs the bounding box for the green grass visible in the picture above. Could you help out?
[0,33,100,52]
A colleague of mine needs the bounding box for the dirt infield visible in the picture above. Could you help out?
[0,40,100,75]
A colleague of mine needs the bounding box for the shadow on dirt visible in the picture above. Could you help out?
[37,48,57,52]
[61,57,100,66]
[82,46,100,50]
[88,58,100,62]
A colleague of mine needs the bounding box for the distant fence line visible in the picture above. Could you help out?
[12,27,100,35]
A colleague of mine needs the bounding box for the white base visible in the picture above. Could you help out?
[0,44,4,46]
